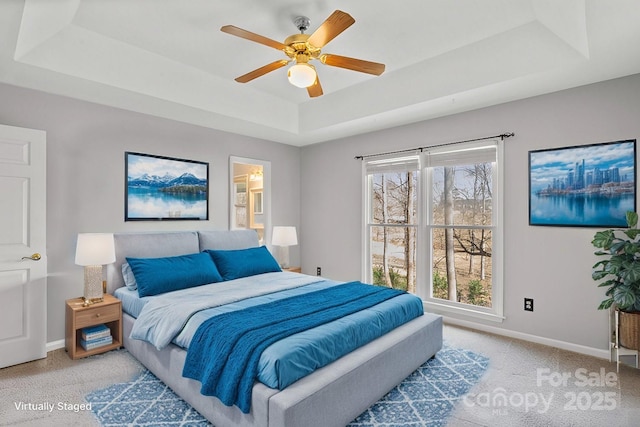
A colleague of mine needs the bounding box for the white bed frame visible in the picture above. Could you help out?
[106,230,443,427]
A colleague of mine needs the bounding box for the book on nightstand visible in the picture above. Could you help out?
[80,335,113,351]
[80,324,112,350]
[81,324,111,341]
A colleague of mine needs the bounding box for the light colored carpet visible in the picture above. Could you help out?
[0,348,143,426]
[444,325,640,426]
[1,324,640,426]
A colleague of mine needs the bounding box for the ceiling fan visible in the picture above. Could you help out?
[221,10,385,98]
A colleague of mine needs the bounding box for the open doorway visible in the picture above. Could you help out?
[229,156,271,246]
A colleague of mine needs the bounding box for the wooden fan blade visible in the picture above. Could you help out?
[221,25,287,51]
[307,76,323,98]
[320,54,385,75]
[307,10,355,48]
[235,60,290,83]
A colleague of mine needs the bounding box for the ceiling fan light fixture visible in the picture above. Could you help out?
[222,10,384,97]
[287,63,316,88]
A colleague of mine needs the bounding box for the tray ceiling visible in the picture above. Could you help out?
[1,0,640,146]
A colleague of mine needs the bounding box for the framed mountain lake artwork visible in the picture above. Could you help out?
[125,152,209,221]
[529,139,636,227]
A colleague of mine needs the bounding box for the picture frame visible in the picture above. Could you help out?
[125,152,209,221]
[529,139,636,227]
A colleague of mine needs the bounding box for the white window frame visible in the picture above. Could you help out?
[362,140,504,323]
[362,154,420,284]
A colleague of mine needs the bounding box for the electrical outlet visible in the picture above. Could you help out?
[524,298,534,312]
[316,267,322,276]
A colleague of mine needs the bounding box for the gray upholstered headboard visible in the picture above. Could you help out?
[105,229,259,294]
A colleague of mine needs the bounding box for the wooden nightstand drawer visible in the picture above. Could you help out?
[75,304,120,328]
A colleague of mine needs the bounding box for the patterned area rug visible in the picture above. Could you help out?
[86,346,488,426]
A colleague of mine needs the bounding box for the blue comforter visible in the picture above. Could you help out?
[182,282,410,413]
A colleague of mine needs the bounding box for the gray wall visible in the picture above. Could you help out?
[300,73,640,352]
[2,73,638,353]
[0,83,301,343]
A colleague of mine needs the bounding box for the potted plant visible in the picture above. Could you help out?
[592,210,640,350]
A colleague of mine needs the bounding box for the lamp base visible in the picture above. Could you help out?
[278,246,290,269]
[82,296,104,307]
[83,265,104,305]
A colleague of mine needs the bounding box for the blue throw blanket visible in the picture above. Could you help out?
[182,282,405,413]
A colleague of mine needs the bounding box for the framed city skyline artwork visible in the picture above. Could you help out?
[529,139,636,227]
[125,152,209,221]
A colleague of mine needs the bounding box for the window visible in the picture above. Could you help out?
[364,141,503,321]
[364,156,419,292]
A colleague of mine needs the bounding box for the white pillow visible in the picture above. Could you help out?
[121,262,137,290]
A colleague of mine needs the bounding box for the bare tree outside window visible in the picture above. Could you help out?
[432,163,493,307]
[370,172,417,292]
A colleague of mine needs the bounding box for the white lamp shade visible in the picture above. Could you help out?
[287,63,317,88]
[272,226,298,247]
[75,233,116,266]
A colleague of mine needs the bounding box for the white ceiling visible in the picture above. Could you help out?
[1,0,640,146]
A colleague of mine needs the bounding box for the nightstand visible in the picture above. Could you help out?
[282,267,302,273]
[65,294,122,360]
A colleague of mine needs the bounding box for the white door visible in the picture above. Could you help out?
[0,124,47,368]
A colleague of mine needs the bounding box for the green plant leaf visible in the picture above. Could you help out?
[591,211,640,312]
[596,279,616,288]
[592,260,609,269]
[592,270,609,280]
[613,285,637,310]
[623,229,640,240]
[610,241,627,254]
[605,257,623,275]
[626,211,638,228]
[623,241,640,256]
[620,260,640,283]
[598,298,614,310]
[592,230,614,249]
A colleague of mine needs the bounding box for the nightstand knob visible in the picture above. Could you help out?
[96,313,101,318]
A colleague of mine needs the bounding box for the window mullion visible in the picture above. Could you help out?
[418,152,431,299]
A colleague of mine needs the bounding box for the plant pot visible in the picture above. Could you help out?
[619,310,640,351]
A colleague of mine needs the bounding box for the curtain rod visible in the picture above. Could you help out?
[354,132,515,160]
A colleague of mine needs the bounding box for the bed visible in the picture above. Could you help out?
[105,230,442,427]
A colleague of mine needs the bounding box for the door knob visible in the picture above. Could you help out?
[21,253,41,261]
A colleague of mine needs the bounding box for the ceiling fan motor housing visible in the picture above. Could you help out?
[293,16,311,33]
[284,34,320,61]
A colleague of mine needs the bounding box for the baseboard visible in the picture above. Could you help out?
[46,339,65,353]
[47,319,610,360]
[443,316,611,361]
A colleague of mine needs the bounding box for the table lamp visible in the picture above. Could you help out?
[75,233,116,305]
[272,226,298,268]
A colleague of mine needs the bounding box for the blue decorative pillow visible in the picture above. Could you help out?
[126,252,223,297]
[121,262,137,290]
[206,246,281,281]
